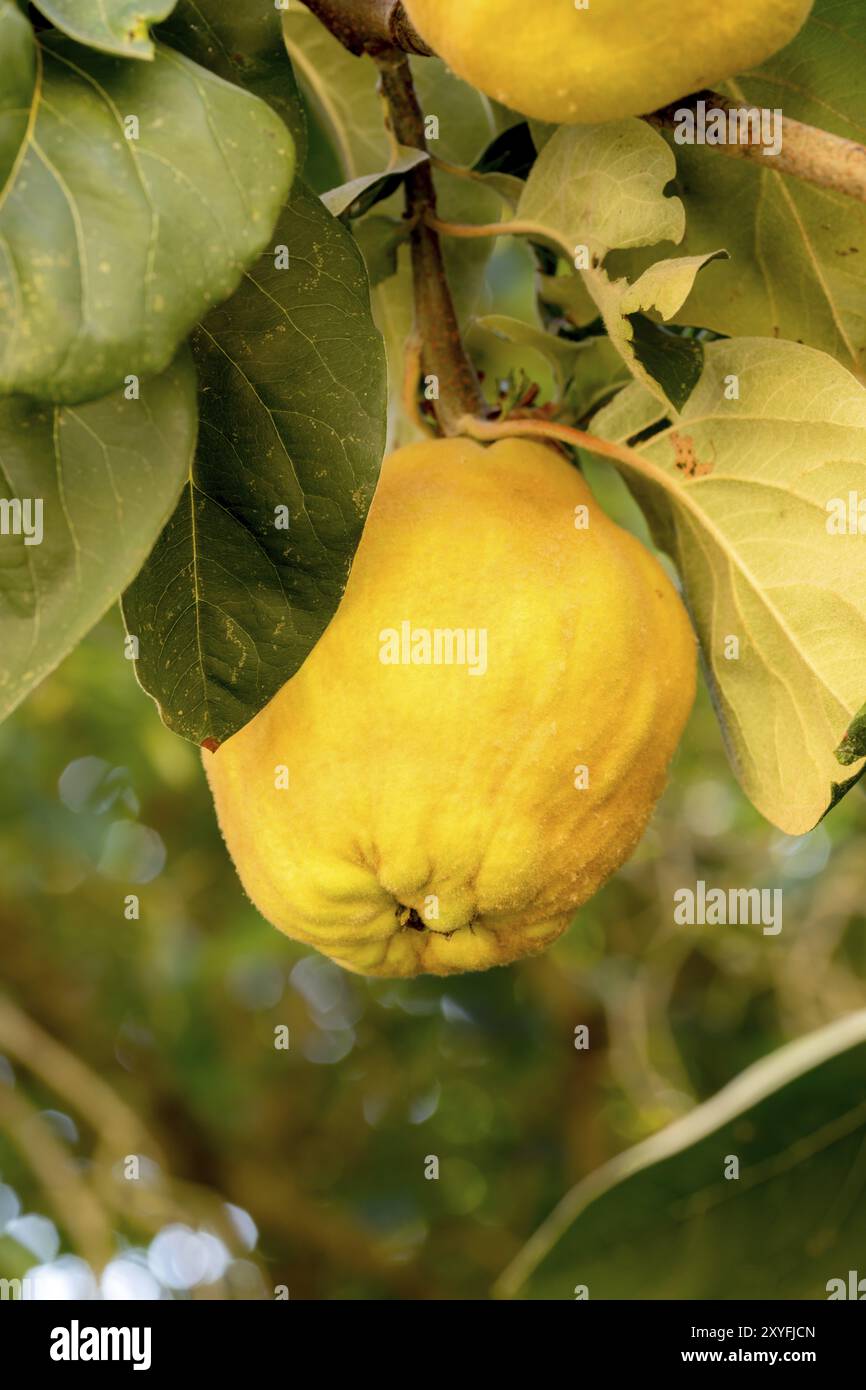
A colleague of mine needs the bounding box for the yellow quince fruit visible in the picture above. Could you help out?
[402,0,813,124]
[205,437,696,977]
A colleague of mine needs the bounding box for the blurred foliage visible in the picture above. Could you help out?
[1,601,864,1299]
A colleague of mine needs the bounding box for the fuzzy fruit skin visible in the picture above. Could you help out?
[205,438,696,977]
[402,0,813,125]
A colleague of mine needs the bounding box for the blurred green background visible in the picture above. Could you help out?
[1,596,864,1299]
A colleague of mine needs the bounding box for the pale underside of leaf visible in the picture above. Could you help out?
[590,337,866,832]
[516,119,685,264]
[514,121,726,406]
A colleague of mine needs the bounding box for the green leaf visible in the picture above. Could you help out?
[589,338,866,834]
[282,7,395,179]
[157,0,306,163]
[321,147,428,219]
[495,1010,866,1300]
[0,349,197,724]
[283,8,497,181]
[0,2,35,190]
[592,252,728,407]
[473,122,536,181]
[537,270,598,333]
[351,215,409,288]
[834,698,866,765]
[626,316,704,412]
[564,337,634,422]
[608,0,866,374]
[122,184,387,746]
[31,0,176,59]
[472,313,586,393]
[0,26,294,404]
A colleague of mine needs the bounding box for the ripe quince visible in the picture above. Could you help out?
[205,437,696,977]
[402,0,813,124]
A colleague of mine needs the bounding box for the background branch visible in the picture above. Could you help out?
[0,1083,114,1272]
[0,993,163,1166]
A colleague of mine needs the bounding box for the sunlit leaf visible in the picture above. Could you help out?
[589,338,866,832]
[516,122,728,406]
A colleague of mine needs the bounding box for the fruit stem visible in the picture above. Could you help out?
[374,49,488,434]
[456,412,684,503]
[299,1,432,56]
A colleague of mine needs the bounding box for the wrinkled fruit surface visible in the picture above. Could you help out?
[403,0,813,124]
[205,438,696,977]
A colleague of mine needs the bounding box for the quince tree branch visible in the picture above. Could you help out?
[649,90,866,204]
[302,3,484,430]
[373,49,487,432]
[299,0,431,55]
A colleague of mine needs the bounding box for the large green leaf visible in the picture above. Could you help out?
[496,1010,866,1300]
[608,0,866,375]
[31,0,176,59]
[122,184,387,746]
[0,1,35,190]
[0,349,197,723]
[157,0,306,162]
[0,16,294,404]
[588,338,866,834]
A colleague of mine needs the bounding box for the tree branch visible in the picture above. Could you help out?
[648,91,866,204]
[0,1083,114,1272]
[375,49,486,433]
[300,0,432,56]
